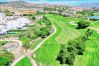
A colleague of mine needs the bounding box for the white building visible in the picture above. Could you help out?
[0,13,31,35]
[0,25,8,35]
[0,13,6,24]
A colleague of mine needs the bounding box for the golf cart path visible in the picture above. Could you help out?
[10,25,56,66]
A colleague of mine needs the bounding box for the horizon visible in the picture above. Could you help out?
[0,0,99,6]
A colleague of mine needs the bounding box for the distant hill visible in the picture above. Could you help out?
[77,3,99,8]
[0,1,54,9]
[0,1,35,8]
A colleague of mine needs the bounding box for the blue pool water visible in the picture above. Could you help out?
[88,16,99,19]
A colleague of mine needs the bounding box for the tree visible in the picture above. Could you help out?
[32,16,36,19]
[0,48,14,66]
[77,20,90,29]
[4,10,14,16]
[57,44,76,65]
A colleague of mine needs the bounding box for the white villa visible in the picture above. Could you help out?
[0,13,31,35]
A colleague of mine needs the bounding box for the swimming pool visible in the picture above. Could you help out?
[88,16,99,19]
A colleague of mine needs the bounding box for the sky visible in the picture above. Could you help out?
[0,0,99,6]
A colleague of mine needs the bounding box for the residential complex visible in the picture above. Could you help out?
[0,13,31,35]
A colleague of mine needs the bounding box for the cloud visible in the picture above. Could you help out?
[7,0,21,1]
[40,0,46,2]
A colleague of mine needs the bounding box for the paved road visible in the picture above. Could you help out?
[10,25,57,66]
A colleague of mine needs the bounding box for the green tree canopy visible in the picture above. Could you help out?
[77,20,90,29]
[0,48,14,66]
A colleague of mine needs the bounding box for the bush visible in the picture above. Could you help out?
[77,20,90,29]
[3,10,14,16]
[90,18,99,21]
[0,48,14,66]
[32,16,36,19]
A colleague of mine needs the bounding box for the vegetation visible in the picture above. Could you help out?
[0,41,8,47]
[15,57,32,66]
[57,29,93,65]
[0,48,14,66]
[3,10,14,16]
[44,6,69,12]
[19,16,52,48]
[23,14,36,19]
[35,14,99,66]
[76,10,94,16]
[90,21,99,28]
[77,20,90,29]
[35,14,80,66]
[35,16,52,38]
[1,7,99,66]
[74,30,99,66]
[30,39,42,49]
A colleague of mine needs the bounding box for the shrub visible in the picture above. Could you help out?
[77,20,90,29]
[0,48,14,66]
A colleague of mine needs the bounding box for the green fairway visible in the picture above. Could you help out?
[90,21,99,28]
[35,14,80,66]
[74,30,99,66]
[30,39,42,49]
[15,57,32,66]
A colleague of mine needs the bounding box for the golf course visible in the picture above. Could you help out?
[0,1,99,66]
[34,14,99,66]
[14,14,99,66]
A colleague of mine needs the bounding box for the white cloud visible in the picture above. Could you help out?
[7,0,21,2]
[40,0,46,2]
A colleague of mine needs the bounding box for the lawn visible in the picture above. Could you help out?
[93,12,99,16]
[90,21,99,28]
[35,14,80,66]
[15,57,32,66]
[74,30,99,66]
[30,39,43,49]
[20,36,31,45]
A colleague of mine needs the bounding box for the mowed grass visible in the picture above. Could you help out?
[30,39,42,49]
[35,14,80,66]
[74,31,99,66]
[90,21,99,28]
[15,57,32,66]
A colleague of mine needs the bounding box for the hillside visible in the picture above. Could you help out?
[77,3,99,8]
[0,1,35,8]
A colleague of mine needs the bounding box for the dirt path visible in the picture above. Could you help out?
[10,25,57,66]
[0,39,22,46]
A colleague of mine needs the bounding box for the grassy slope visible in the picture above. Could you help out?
[74,30,99,66]
[35,14,80,66]
[69,17,99,66]
[30,39,43,49]
[90,21,99,28]
[15,57,32,66]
